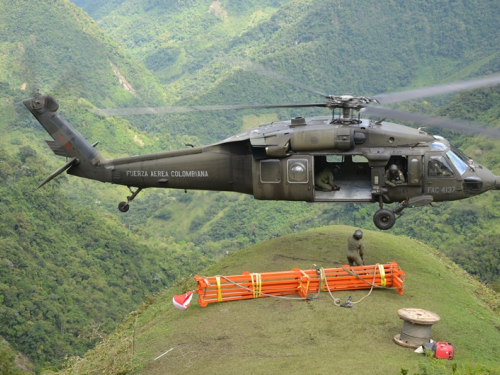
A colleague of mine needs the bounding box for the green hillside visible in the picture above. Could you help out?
[0,0,166,109]
[0,0,211,371]
[49,226,500,374]
[0,336,33,374]
[0,144,215,372]
[79,0,500,93]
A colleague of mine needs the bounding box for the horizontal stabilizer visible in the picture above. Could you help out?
[45,140,71,157]
[38,157,78,188]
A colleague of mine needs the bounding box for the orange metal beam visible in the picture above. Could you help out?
[194,262,405,307]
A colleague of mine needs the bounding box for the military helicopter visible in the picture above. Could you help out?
[23,73,500,230]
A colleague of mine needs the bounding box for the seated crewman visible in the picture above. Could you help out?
[385,164,405,187]
[315,168,339,191]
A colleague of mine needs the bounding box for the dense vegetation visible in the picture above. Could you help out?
[0,0,209,371]
[0,144,214,371]
[72,0,500,141]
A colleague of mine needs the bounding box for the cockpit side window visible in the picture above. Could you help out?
[428,156,454,177]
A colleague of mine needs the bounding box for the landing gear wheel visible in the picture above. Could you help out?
[118,201,130,213]
[117,187,143,213]
[373,209,396,230]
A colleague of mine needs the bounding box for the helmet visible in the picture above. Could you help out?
[353,229,363,240]
[389,164,399,173]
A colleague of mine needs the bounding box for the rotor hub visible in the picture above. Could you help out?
[325,95,378,110]
[326,95,378,125]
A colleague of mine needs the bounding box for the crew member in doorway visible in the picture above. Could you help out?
[385,164,405,187]
[347,229,365,266]
[315,168,339,191]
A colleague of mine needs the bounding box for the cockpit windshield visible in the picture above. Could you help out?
[446,150,468,175]
[450,145,472,165]
[430,142,447,151]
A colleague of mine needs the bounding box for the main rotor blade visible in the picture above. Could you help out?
[229,58,330,98]
[93,103,328,116]
[363,105,500,137]
[372,74,500,105]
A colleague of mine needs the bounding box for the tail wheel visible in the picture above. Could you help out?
[118,201,130,213]
[373,209,396,230]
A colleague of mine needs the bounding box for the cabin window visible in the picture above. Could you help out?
[287,159,309,183]
[352,155,369,163]
[428,156,454,177]
[260,160,281,183]
[326,155,343,163]
[408,157,422,184]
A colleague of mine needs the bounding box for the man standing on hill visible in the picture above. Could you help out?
[347,229,365,266]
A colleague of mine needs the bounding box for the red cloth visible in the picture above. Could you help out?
[173,291,194,310]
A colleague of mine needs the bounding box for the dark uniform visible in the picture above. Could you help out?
[346,230,365,266]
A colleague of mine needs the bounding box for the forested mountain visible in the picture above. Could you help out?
[0,146,198,367]
[0,0,209,371]
[71,0,500,289]
[73,0,500,141]
[2,0,500,371]
[0,0,167,109]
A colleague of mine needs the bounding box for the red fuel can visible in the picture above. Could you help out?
[434,342,454,360]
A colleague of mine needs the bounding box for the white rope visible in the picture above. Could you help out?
[154,347,174,361]
[322,264,384,307]
[214,275,308,300]
[323,269,342,306]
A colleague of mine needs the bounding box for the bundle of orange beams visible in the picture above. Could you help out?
[194,261,405,307]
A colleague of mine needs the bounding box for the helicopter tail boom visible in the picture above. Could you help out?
[23,94,111,185]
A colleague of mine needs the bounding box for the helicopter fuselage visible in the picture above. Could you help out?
[24,95,500,230]
[91,116,498,206]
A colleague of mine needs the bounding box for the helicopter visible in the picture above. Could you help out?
[23,73,500,230]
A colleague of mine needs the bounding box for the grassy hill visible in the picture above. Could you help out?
[51,226,500,374]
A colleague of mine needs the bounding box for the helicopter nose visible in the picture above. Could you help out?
[495,175,500,190]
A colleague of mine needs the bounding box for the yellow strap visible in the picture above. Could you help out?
[250,273,254,297]
[257,273,262,298]
[301,270,310,295]
[258,273,262,297]
[250,273,261,298]
[259,274,262,297]
[378,264,386,287]
[216,276,222,302]
[320,268,326,292]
